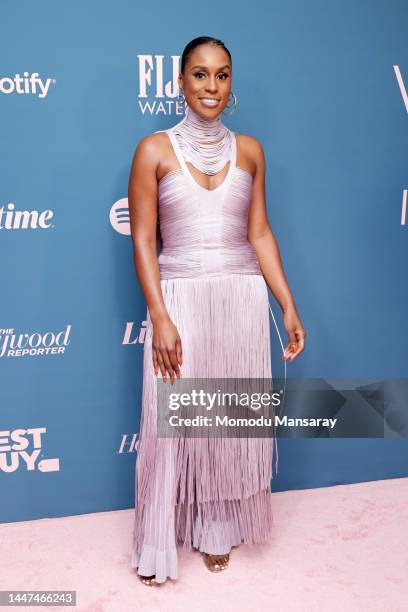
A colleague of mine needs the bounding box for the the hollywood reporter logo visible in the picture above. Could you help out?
[0,325,72,358]
[0,428,60,473]
[118,433,140,453]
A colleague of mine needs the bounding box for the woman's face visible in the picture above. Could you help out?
[179,44,232,119]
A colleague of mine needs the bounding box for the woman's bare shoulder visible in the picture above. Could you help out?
[130,132,173,183]
[235,132,264,155]
[135,130,170,157]
[235,132,265,175]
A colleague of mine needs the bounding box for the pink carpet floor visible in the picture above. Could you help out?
[1,477,407,612]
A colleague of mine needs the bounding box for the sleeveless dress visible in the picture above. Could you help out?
[131,124,276,583]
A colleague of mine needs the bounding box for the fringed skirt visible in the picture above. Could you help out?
[131,273,276,583]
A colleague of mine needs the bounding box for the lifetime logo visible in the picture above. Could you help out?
[0,72,55,99]
[0,203,54,229]
[122,321,148,345]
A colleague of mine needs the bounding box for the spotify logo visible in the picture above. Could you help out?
[110,198,130,235]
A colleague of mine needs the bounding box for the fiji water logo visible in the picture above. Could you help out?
[138,54,184,116]
[110,198,130,235]
[0,203,54,230]
[0,325,72,358]
[0,428,60,473]
[0,72,55,99]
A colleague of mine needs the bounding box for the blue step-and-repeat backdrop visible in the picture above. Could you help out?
[1,0,407,522]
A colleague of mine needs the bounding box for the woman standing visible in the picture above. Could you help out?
[128,36,306,586]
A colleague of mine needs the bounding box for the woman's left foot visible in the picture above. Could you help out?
[202,552,230,572]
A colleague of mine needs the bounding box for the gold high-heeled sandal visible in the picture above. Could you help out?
[137,571,157,586]
[202,552,230,572]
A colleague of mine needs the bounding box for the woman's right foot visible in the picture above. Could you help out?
[202,552,230,572]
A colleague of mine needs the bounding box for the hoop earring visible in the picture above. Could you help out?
[177,87,186,113]
[222,91,237,115]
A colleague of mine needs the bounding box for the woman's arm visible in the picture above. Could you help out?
[244,135,306,361]
[128,134,182,382]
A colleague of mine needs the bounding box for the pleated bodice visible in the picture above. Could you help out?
[155,126,262,280]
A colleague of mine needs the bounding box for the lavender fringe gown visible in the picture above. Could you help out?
[131,125,276,583]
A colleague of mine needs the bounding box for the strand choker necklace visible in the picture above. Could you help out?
[171,103,233,175]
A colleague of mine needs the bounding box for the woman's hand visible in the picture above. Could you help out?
[152,315,183,383]
[281,305,306,362]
